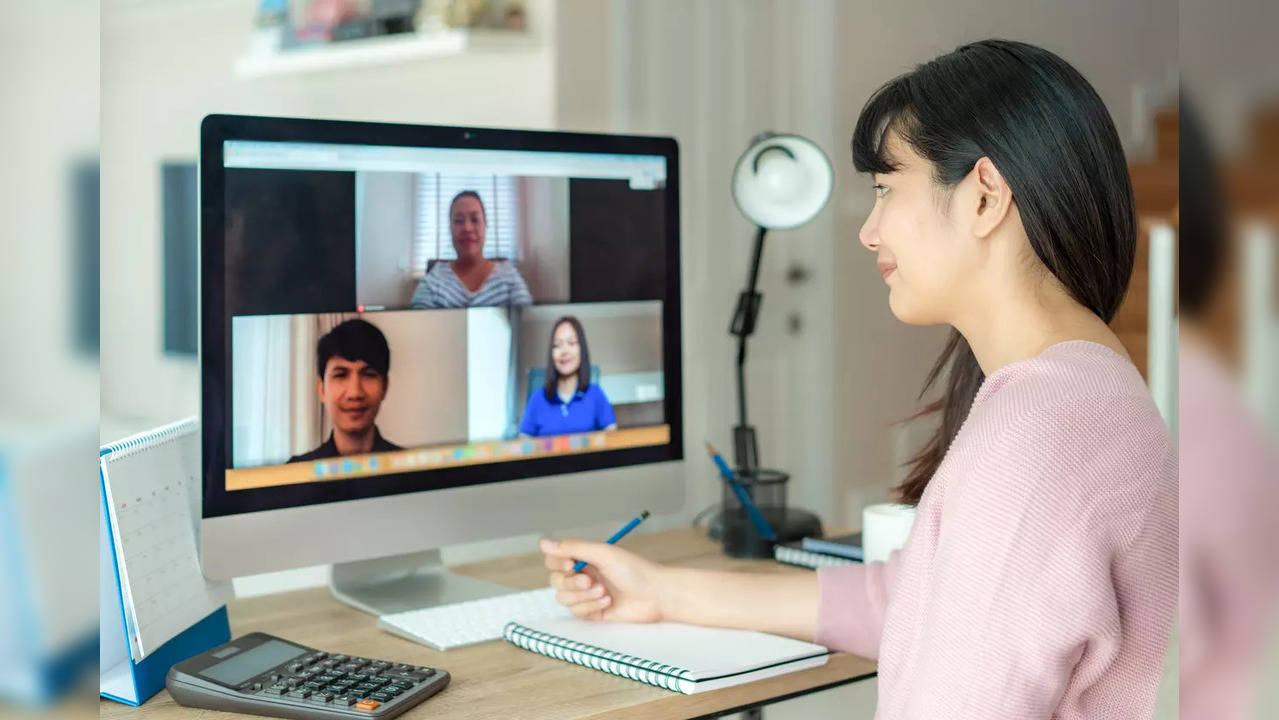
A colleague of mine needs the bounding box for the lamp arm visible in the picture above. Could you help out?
[729,226,767,472]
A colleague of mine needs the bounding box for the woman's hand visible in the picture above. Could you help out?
[541,539,667,623]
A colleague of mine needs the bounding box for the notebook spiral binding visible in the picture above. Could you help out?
[774,544,859,569]
[101,417,198,461]
[503,622,693,693]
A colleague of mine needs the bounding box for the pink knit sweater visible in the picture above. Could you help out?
[816,341,1177,719]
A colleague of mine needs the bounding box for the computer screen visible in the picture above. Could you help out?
[200,117,682,520]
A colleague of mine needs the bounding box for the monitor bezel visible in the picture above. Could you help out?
[200,114,683,519]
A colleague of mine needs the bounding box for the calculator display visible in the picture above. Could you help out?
[201,640,307,686]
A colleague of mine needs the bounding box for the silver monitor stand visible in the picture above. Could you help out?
[329,547,515,616]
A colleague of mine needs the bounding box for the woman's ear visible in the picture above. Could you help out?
[969,156,1014,239]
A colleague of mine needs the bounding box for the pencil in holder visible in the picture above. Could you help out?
[720,469,788,558]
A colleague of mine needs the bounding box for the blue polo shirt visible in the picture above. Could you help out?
[519,384,616,437]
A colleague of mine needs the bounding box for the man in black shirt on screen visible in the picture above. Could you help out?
[289,319,402,462]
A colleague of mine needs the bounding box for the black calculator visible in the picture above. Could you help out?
[166,632,449,719]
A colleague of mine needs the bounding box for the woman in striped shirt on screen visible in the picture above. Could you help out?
[409,190,534,309]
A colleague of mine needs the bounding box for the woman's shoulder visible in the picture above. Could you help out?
[977,341,1158,428]
[492,259,524,278]
[424,261,454,280]
[956,341,1174,503]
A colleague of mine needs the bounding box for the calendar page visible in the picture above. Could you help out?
[101,419,233,661]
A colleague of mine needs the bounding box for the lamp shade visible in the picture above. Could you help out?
[731,132,833,230]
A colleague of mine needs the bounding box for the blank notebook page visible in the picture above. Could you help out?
[516,617,829,680]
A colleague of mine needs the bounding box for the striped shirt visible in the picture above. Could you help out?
[409,260,533,309]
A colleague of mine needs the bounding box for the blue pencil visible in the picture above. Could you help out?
[572,510,650,573]
[705,443,778,541]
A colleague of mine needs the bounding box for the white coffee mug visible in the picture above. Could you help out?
[862,503,917,563]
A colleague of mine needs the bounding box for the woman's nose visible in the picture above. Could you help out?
[859,208,880,252]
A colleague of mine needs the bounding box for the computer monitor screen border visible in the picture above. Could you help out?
[200,114,683,519]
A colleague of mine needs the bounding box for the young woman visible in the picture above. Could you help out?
[519,316,617,437]
[409,190,533,309]
[540,40,1175,718]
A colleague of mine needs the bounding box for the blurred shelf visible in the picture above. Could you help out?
[235,28,537,78]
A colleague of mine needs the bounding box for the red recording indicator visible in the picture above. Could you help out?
[357,304,365,313]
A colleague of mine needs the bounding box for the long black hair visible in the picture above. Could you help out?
[544,316,592,401]
[851,39,1136,505]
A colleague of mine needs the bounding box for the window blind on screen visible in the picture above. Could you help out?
[413,173,519,277]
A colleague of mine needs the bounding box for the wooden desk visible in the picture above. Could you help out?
[100,528,876,720]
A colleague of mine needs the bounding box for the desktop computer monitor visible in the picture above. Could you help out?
[199,115,683,613]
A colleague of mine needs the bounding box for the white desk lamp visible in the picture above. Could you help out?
[720,132,833,546]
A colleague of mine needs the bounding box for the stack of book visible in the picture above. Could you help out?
[773,532,864,569]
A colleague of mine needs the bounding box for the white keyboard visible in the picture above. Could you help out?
[377,588,571,651]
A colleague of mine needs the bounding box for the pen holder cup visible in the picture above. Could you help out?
[721,469,788,558]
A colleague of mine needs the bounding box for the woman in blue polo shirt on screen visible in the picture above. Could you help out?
[519,316,617,437]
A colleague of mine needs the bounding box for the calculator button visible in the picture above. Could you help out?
[369,692,393,702]
[334,695,358,706]
[309,691,336,704]
[304,681,326,690]
[263,686,286,696]
[285,689,311,700]
[287,663,304,673]
[382,685,406,696]
[332,654,349,662]
[354,699,381,711]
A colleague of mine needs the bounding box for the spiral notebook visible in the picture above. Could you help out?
[774,541,860,570]
[503,618,829,694]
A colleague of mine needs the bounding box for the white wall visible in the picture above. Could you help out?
[356,171,417,309]
[465,307,514,442]
[0,1,99,419]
